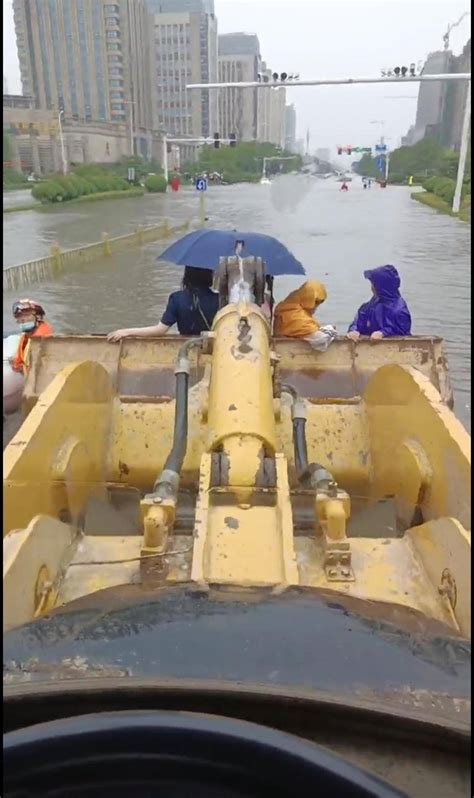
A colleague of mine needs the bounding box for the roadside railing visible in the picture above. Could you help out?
[3,218,193,291]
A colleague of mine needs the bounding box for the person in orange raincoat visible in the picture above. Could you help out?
[11,299,53,374]
[273,281,336,351]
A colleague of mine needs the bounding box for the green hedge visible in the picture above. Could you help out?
[421,175,470,205]
[5,187,144,213]
[31,170,129,203]
[145,174,167,193]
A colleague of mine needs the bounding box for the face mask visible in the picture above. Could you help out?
[19,321,36,332]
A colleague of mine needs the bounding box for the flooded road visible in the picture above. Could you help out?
[3,189,195,267]
[3,176,471,431]
[3,188,40,210]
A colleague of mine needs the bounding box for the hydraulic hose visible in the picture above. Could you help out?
[161,371,189,476]
[152,338,202,497]
[281,383,334,488]
[293,416,309,478]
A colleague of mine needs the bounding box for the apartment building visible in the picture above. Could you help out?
[12,0,155,157]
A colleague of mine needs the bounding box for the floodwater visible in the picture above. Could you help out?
[3,189,194,267]
[3,188,40,210]
[3,175,471,432]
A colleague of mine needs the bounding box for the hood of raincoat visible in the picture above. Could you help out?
[274,281,327,337]
[363,265,401,302]
[348,265,411,337]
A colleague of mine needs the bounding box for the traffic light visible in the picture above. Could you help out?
[347,146,352,155]
[213,132,220,149]
[337,147,343,155]
[229,133,236,148]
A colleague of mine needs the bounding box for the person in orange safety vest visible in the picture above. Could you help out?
[10,299,53,374]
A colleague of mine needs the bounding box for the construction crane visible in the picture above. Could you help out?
[443,12,470,51]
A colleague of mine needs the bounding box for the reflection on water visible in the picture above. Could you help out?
[3,177,471,430]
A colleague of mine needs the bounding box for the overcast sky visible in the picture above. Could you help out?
[3,0,470,153]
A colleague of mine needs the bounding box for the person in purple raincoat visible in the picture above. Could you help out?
[347,265,411,341]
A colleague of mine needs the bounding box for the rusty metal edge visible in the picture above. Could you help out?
[3,677,470,742]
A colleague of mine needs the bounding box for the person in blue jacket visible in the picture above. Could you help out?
[108,266,219,341]
[347,265,411,341]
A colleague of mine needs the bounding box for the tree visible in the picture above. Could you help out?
[353,152,378,178]
[353,136,466,181]
[194,142,302,182]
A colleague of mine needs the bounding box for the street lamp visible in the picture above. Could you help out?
[452,80,471,214]
[58,109,67,175]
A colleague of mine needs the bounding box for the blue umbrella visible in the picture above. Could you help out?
[157,229,305,277]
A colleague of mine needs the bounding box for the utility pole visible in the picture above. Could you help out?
[189,71,471,199]
[162,135,238,184]
[452,80,471,214]
[186,73,471,90]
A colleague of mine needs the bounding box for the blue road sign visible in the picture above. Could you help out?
[375,144,387,152]
[196,178,207,191]
[375,156,385,172]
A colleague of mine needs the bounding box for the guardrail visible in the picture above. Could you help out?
[3,218,193,292]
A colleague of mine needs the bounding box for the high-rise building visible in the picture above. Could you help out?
[403,43,471,150]
[284,104,296,152]
[218,33,260,142]
[402,50,451,146]
[152,6,218,148]
[3,75,8,94]
[257,62,286,148]
[12,0,155,156]
[439,39,471,151]
[415,51,451,133]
